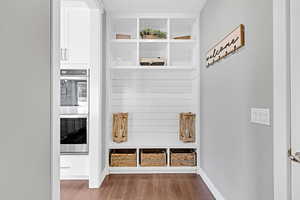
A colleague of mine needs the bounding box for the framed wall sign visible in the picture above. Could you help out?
[206,24,245,67]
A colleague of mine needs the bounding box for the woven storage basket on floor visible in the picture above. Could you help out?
[170,149,197,167]
[179,112,196,143]
[110,149,137,167]
[140,149,167,167]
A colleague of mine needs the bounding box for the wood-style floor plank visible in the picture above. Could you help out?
[61,174,215,200]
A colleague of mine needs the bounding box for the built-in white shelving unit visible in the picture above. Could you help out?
[106,13,200,173]
[108,15,199,70]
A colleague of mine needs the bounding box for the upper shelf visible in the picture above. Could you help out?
[111,39,197,43]
[111,39,138,43]
[139,39,168,43]
[139,39,198,43]
[170,18,197,40]
[110,66,198,70]
[111,18,137,40]
[109,17,199,71]
[170,39,197,43]
[110,18,198,41]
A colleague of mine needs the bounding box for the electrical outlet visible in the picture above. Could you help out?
[251,108,271,126]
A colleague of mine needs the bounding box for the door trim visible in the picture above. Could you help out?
[51,0,104,199]
[51,0,61,199]
[273,0,291,200]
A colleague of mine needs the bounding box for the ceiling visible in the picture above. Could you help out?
[102,0,206,13]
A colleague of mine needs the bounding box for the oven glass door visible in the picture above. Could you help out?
[60,116,88,154]
[60,78,88,114]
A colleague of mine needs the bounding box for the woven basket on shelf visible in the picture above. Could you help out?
[140,149,167,167]
[170,149,197,167]
[110,149,137,167]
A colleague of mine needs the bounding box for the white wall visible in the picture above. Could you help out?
[109,70,194,146]
[0,0,51,199]
[89,7,105,188]
[200,0,273,199]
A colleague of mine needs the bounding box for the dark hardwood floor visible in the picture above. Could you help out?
[61,174,215,200]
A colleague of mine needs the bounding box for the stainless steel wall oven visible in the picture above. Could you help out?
[60,69,89,115]
[60,115,88,154]
[60,69,89,154]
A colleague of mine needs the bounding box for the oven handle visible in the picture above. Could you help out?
[60,114,88,119]
[60,76,88,81]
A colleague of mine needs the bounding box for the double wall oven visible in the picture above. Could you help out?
[60,69,89,154]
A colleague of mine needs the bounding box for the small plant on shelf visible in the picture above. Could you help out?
[140,28,167,39]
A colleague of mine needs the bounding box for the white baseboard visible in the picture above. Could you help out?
[60,175,89,180]
[89,167,109,189]
[198,168,226,200]
[99,167,108,186]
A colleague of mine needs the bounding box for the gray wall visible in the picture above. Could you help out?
[200,0,273,199]
[0,1,51,200]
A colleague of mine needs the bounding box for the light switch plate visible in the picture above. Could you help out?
[251,108,271,126]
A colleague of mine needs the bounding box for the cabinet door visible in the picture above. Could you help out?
[60,6,68,62]
[66,8,90,66]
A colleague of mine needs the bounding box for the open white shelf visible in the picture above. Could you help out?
[110,42,137,66]
[170,43,196,66]
[110,66,197,70]
[106,14,200,173]
[139,39,168,43]
[108,143,199,149]
[111,39,138,43]
[170,18,197,40]
[170,39,197,43]
[139,18,168,39]
[109,166,198,174]
[139,42,168,65]
[110,18,137,40]
[108,16,199,70]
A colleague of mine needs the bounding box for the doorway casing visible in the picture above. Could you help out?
[273,0,291,200]
[51,0,104,200]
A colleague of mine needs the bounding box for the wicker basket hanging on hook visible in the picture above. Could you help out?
[179,112,196,143]
[112,113,128,143]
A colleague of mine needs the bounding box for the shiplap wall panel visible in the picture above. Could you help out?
[111,71,193,80]
[109,70,195,146]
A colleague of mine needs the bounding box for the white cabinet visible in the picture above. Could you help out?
[61,6,90,67]
[60,155,89,180]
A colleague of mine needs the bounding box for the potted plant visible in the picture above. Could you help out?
[140,28,167,39]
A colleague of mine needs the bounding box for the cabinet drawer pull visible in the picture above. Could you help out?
[60,166,71,169]
[64,48,68,61]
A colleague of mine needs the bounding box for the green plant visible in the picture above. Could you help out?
[140,28,167,39]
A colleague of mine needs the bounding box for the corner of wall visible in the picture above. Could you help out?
[89,167,108,189]
[198,168,226,200]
